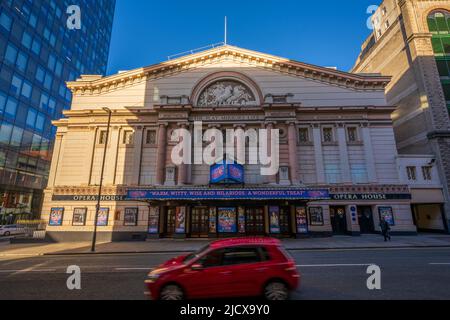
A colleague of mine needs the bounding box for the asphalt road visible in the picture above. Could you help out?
[0,247,449,300]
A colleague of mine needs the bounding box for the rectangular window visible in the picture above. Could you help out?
[5,97,17,118]
[44,73,53,90]
[422,166,432,181]
[26,108,37,127]
[146,130,156,144]
[21,31,32,49]
[5,44,17,64]
[10,126,23,147]
[31,39,41,55]
[16,52,28,72]
[406,166,417,181]
[122,130,134,145]
[0,122,13,144]
[39,93,49,110]
[11,75,23,95]
[21,81,32,98]
[0,91,6,113]
[36,66,45,83]
[35,113,45,131]
[98,131,108,144]
[298,128,309,143]
[347,127,358,142]
[0,12,12,31]
[322,127,333,143]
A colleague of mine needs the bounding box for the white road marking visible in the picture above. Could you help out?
[115,267,154,271]
[296,263,374,267]
[0,269,56,273]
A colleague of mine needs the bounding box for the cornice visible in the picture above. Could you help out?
[67,45,391,95]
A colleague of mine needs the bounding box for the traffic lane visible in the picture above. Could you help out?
[2,247,450,272]
[0,248,450,300]
[0,271,148,300]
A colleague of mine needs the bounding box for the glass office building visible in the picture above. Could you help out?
[0,0,116,223]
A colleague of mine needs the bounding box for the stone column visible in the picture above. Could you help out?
[48,133,64,187]
[104,126,120,185]
[155,123,167,186]
[312,125,325,184]
[131,126,144,185]
[287,121,300,185]
[361,124,377,183]
[177,123,188,186]
[266,122,277,184]
[337,125,351,184]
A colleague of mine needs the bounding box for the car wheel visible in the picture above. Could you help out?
[264,281,289,300]
[4,231,10,236]
[160,284,184,300]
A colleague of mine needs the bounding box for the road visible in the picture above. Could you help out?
[0,247,449,300]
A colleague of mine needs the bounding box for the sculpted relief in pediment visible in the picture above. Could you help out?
[197,80,258,107]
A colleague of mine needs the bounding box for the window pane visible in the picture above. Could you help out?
[36,67,45,82]
[5,44,17,64]
[39,93,49,110]
[26,109,37,127]
[21,81,32,98]
[0,92,6,112]
[428,17,438,33]
[31,39,41,55]
[432,38,444,54]
[11,75,22,95]
[16,52,28,72]
[442,37,450,55]
[10,127,23,147]
[5,97,17,117]
[22,31,32,49]
[35,113,45,131]
[0,12,12,31]
[0,122,13,144]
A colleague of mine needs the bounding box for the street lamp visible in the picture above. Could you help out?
[91,107,112,252]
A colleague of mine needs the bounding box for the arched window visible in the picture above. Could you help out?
[427,10,450,112]
[427,11,450,34]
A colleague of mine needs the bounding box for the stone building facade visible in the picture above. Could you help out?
[353,0,450,233]
[41,45,417,241]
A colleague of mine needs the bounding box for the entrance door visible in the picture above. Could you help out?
[279,207,292,236]
[330,206,348,235]
[245,207,265,235]
[165,207,176,237]
[191,208,209,237]
[358,206,375,233]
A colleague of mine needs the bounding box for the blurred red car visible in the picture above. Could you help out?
[144,237,300,300]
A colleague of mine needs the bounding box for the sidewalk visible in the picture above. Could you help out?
[1,234,450,258]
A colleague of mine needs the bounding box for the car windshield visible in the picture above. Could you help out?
[183,244,210,264]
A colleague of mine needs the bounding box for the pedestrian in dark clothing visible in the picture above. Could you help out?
[380,218,391,242]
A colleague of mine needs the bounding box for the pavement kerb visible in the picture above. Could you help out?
[31,244,450,256]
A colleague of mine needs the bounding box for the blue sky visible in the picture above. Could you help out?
[107,0,379,75]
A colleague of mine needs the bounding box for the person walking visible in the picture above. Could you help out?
[380,218,391,242]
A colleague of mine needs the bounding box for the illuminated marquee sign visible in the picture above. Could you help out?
[210,162,244,184]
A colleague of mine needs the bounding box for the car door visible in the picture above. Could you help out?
[220,246,266,297]
[181,248,234,299]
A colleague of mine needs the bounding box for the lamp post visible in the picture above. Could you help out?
[91,107,112,252]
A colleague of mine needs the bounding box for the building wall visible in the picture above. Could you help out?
[352,0,450,232]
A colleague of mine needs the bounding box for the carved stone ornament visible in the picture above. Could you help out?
[197,80,257,107]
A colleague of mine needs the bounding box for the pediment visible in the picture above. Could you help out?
[67,45,391,96]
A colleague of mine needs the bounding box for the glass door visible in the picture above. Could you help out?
[191,208,209,237]
[245,207,265,235]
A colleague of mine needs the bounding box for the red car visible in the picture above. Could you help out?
[144,237,300,300]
